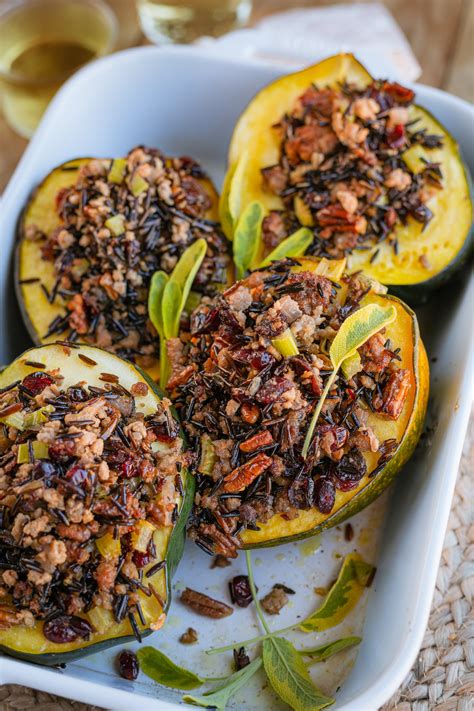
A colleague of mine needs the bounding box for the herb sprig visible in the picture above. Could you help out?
[137,551,374,710]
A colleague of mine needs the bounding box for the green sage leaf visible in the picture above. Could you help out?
[148,271,168,337]
[162,279,182,340]
[262,637,334,711]
[137,646,203,690]
[233,201,264,279]
[183,657,262,710]
[163,238,207,338]
[259,227,313,268]
[329,303,396,371]
[301,636,361,663]
[299,554,375,633]
[302,302,396,457]
[219,161,237,239]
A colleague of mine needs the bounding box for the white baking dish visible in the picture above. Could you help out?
[0,46,472,711]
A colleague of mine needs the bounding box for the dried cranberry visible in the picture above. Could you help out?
[333,448,367,491]
[117,649,140,681]
[232,347,275,372]
[220,308,243,332]
[314,478,336,514]
[49,439,76,462]
[386,124,405,149]
[382,81,415,104]
[191,307,220,335]
[153,420,179,443]
[229,575,253,608]
[233,646,250,671]
[65,465,89,486]
[22,372,54,395]
[43,615,92,643]
[67,386,89,402]
[256,377,293,405]
[107,448,138,478]
[133,538,155,568]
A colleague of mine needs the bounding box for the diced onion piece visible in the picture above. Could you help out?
[108,158,127,184]
[272,328,300,357]
[130,175,148,197]
[17,440,49,462]
[131,520,156,553]
[198,433,216,475]
[105,214,125,236]
[87,606,114,634]
[1,412,25,430]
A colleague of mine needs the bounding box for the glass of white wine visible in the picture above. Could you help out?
[0,0,117,139]
[137,0,252,45]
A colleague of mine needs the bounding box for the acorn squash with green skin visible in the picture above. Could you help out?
[0,343,194,665]
[224,54,472,300]
[241,287,429,548]
[15,158,221,382]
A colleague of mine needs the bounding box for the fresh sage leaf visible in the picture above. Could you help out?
[137,646,204,690]
[302,302,396,457]
[299,554,375,633]
[183,657,262,710]
[148,271,168,338]
[263,637,334,711]
[259,227,313,268]
[329,303,396,371]
[301,636,361,663]
[219,161,237,239]
[162,279,182,340]
[233,201,264,279]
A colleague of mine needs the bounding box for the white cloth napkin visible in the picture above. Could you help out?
[198,3,420,81]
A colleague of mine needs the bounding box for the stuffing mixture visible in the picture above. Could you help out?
[0,364,183,641]
[171,260,410,557]
[260,80,444,258]
[27,146,230,368]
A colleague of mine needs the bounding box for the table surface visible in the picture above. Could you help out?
[0,2,472,710]
[0,0,473,192]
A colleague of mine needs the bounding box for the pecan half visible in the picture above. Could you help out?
[180,588,233,618]
[380,369,411,419]
[223,453,272,493]
[239,430,274,453]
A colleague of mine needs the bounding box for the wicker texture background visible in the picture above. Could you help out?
[1,414,472,711]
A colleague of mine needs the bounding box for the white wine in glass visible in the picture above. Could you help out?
[137,0,252,45]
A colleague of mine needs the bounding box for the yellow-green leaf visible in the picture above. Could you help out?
[162,280,182,340]
[299,554,375,633]
[341,351,362,380]
[184,657,262,710]
[227,152,249,234]
[148,271,168,338]
[137,646,203,690]
[301,636,361,664]
[263,637,334,711]
[302,303,396,457]
[219,161,237,240]
[330,303,396,370]
[259,227,313,268]
[234,201,264,279]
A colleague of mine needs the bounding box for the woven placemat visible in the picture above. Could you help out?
[1,414,472,711]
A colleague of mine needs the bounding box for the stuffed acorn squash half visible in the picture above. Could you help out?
[0,344,192,664]
[169,257,428,552]
[223,54,472,299]
[16,146,230,380]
